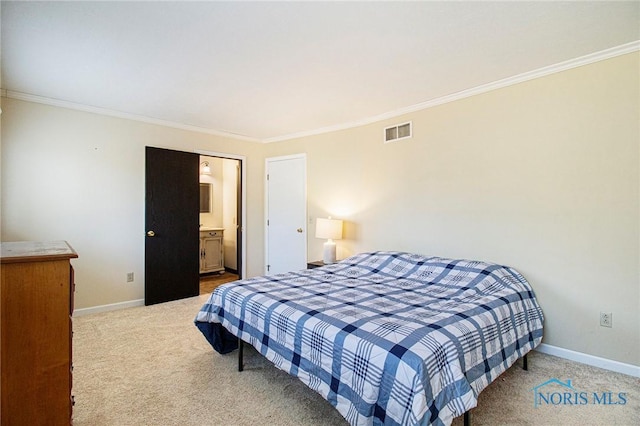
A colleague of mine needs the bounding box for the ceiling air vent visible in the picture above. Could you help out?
[384,121,412,143]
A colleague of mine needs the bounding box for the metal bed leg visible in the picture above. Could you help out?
[523,353,528,371]
[238,338,244,372]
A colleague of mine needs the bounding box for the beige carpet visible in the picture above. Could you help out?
[72,295,639,425]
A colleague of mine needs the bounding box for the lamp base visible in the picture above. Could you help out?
[322,241,337,264]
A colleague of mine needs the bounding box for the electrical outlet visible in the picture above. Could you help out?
[127,272,134,283]
[600,312,612,328]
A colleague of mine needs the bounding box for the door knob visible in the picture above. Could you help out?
[147,230,156,237]
[297,228,303,233]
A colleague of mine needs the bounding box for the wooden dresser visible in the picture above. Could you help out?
[1,241,78,426]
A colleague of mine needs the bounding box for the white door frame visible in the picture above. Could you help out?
[196,149,247,280]
[265,153,307,274]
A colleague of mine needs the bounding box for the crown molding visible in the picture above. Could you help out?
[3,40,638,144]
[263,40,640,143]
[1,90,262,143]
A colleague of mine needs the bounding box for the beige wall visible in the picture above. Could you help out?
[265,53,640,366]
[1,52,637,367]
[221,158,239,270]
[0,98,266,309]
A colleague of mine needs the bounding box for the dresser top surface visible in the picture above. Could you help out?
[1,240,78,263]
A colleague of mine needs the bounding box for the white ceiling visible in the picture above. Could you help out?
[1,1,639,142]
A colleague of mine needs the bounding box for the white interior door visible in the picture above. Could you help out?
[265,154,307,274]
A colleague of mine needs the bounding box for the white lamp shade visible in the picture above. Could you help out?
[316,218,343,264]
[315,218,343,240]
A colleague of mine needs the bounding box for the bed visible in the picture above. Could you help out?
[194,251,544,426]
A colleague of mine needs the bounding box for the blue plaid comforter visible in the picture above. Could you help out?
[195,252,544,426]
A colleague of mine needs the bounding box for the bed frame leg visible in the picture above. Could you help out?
[523,353,528,371]
[238,338,244,372]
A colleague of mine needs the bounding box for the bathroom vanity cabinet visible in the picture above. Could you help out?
[200,228,224,274]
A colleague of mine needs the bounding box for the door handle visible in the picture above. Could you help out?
[147,230,156,237]
[297,228,303,233]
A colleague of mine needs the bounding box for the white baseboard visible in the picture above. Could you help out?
[536,343,640,378]
[73,299,145,317]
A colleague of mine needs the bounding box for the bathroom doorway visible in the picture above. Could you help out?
[198,154,243,294]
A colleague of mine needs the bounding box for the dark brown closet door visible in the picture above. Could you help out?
[145,147,199,305]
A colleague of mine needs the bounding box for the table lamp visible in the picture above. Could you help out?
[315,217,343,264]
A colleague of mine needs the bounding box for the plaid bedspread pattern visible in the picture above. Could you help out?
[195,252,544,426]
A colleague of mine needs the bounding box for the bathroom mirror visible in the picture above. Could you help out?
[200,183,211,213]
